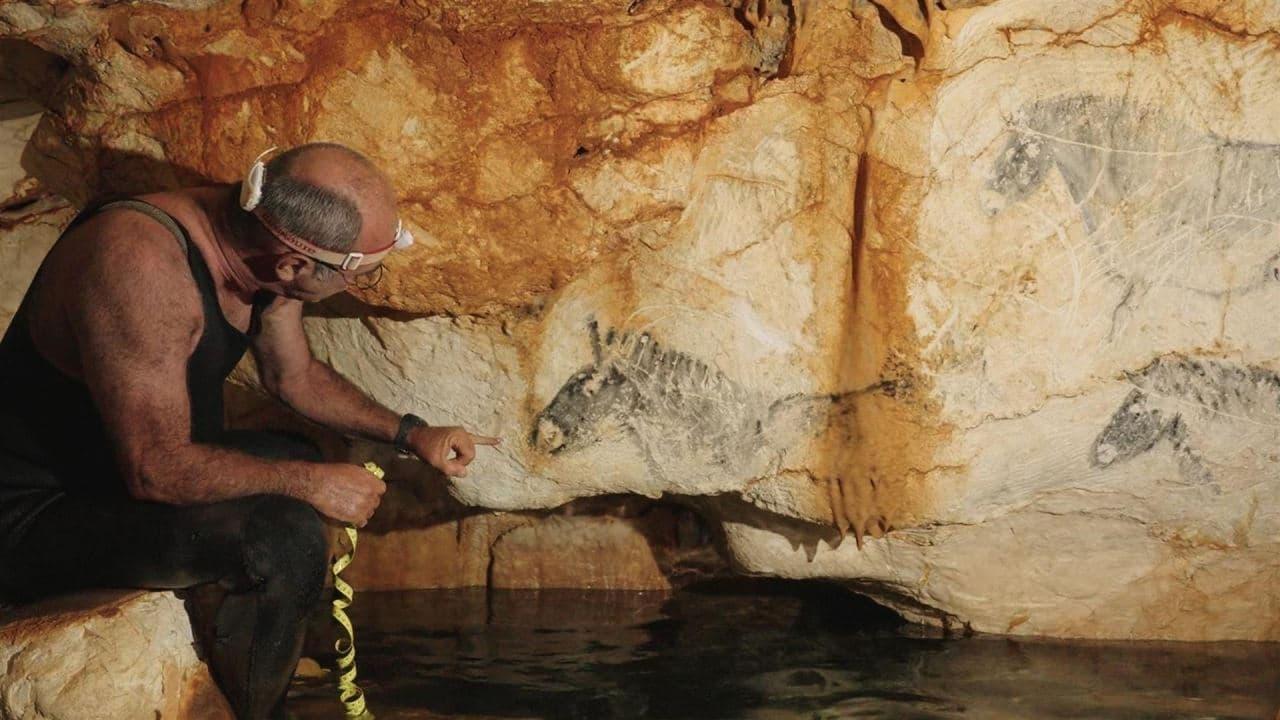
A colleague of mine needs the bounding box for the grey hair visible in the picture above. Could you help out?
[255,143,368,253]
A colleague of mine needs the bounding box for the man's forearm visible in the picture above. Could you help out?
[129,442,318,506]
[278,359,402,443]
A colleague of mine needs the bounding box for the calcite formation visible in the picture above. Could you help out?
[3,0,1279,641]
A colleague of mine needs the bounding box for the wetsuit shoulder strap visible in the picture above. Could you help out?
[93,199,191,254]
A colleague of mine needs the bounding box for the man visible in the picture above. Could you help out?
[0,143,500,718]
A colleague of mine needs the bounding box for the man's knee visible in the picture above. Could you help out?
[240,495,328,608]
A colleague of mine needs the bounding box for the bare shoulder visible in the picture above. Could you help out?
[71,206,190,270]
[58,206,203,337]
[68,206,195,291]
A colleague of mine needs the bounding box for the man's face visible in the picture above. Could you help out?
[290,199,397,301]
[272,255,383,302]
[252,144,404,303]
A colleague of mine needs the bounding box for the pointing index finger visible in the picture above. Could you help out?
[470,434,502,445]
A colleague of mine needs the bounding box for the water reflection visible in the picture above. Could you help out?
[291,580,1280,720]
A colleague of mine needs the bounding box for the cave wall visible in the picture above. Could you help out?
[2,0,1279,640]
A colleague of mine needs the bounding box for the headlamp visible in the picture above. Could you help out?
[239,147,416,270]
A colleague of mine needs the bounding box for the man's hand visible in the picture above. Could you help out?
[305,464,387,526]
[407,425,501,477]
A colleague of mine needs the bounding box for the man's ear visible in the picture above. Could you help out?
[274,253,311,283]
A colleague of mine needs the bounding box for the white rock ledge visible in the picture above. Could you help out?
[0,590,232,720]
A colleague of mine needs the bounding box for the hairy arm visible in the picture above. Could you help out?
[251,296,502,477]
[250,297,401,442]
[68,217,382,522]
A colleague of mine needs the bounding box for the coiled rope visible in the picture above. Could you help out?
[331,461,383,719]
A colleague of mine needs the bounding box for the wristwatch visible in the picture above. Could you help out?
[393,413,428,456]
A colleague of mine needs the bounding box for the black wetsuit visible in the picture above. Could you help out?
[0,200,328,720]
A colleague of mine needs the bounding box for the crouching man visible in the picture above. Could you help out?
[0,143,499,719]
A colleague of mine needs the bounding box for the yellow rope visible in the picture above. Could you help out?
[331,461,383,720]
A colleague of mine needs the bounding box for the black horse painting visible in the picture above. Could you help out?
[531,319,842,482]
[1091,353,1280,492]
[985,94,1280,334]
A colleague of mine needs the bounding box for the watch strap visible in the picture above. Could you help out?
[393,413,427,454]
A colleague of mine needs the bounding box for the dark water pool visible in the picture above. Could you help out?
[290,579,1280,720]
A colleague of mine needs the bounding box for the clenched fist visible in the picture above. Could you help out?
[306,463,387,526]
[405,425,501,477]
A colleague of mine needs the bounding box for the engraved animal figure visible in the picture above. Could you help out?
[1091,354,1280,491]
[531,319,834,482]
[986,94,1280,334]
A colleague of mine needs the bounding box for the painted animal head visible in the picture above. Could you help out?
[1090,389,1167,468]
[984,129,1053,214]
[531,319,642,455]
[983,94,1121,216]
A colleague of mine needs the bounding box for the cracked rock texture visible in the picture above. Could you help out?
[490,516,672,591]
[0,591,232,720]
[339,510,676,592]
[3,0,1280,641]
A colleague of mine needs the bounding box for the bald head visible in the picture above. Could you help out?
[256,143,398,255]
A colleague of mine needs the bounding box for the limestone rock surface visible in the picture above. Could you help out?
[491,516,671,591]
[0,197,70,335]
[0,590,232,720]
[336,486,701,592]
[342,514,531,591]
[3,0,1280,641]
[0,95,66,335]
[0,101,42,209]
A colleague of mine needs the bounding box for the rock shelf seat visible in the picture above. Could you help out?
[0,590,232,720]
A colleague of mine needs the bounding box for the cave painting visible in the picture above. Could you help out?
[985,94,1280,334]
[1090,354,1280,490]
[532,319,835,482]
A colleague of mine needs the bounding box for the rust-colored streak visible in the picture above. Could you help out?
[811,119,950,544]
[13,0,761,317]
